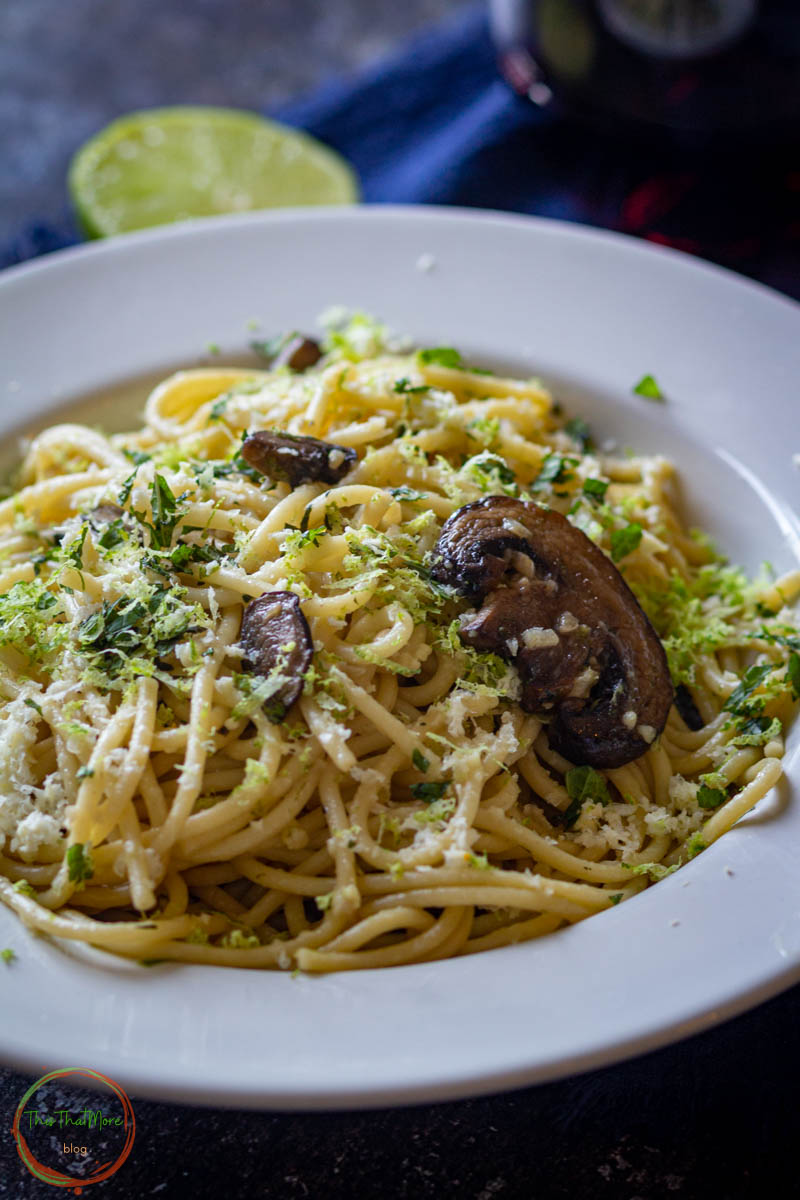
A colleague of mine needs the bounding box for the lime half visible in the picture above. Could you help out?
[68,106,360,238]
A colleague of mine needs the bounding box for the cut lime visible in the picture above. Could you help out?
[68,106,360,238]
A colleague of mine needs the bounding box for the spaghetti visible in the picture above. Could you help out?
[0,312,797,972]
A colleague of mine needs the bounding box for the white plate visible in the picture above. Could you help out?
[0,207,798,1110]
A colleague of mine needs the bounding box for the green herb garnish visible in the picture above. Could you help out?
[412,749,430,774]
[563,766,612,828]
[532,453,578,492]
[632,374,665,401]
[564,417,593,450]
[418,347,463,369]
[610,523,643,562]
[410,781,448,802]
[389,486,425,502]
[66,843,94,887]
[393,378,428,395]
[582,477,608,501]
[722,663,774,715]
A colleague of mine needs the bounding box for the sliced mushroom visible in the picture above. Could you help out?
[241,431,357,488]
[85,503,137,542]
[276,335,323,372]
[87,503,126,526]
[239,591,313,722]
[431,496,673,768]
[252,333,323,372]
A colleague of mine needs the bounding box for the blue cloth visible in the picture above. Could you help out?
[4,5,798,298]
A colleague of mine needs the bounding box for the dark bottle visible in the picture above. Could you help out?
[489,0,800,142]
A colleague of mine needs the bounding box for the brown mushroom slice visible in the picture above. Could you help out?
[239,591,313,722]
[241,431,357,489]
[85,503,137,543]
[431,496,673,768]
[275,335,323,372]
[253,333,323,372]
[87,503,126,526]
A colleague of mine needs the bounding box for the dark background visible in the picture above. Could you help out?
[3,985,800,1199]
[1,2,799,1196]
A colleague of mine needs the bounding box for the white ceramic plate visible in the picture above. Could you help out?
[0,208,798,1110]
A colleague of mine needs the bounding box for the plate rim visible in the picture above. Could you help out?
[1,204,798,1110]
[1,203,797,316]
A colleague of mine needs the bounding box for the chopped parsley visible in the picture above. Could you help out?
[96,519,127,552]
[417,347,463,369]
[142,474,183,550]
[282,526,328,554]
[167,537,229,573]
[632,374,665,401]
[787,652,800,699]
[66,843,94,888]
[729,715,782,747]
[464,452,517,495]
[532,453,577,493]
[76,587,203,684]
[0,948,15,965]
[410,781,449,802]
[117,466,142,505]
[393,377,428,395]
[564,417,593,450]
[582,477,609,501]
[759,627,800,653]
[64,525,88,569]
[610,522,643,562]
[412,749,430,774]
[208,395,230,421]
[389,486,425,502]
[722,663,774,716]
[563,766,611,828]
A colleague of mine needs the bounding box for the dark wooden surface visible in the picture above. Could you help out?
[2,981,800,1198]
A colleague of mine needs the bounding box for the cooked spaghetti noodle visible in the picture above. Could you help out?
[0,312,797,971]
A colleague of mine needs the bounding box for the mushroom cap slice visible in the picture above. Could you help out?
[273,335,323,372]
[254,333,323,372]
[241,430,357,489]
[431,496,673,768]
[87,503,126,525]
[239,591,313,722]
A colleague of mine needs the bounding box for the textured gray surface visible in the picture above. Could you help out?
[0,0,469,236]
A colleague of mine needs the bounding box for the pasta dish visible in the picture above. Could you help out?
[0,313,797,971]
